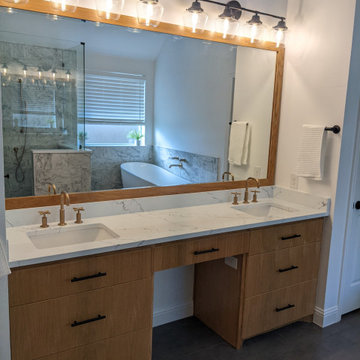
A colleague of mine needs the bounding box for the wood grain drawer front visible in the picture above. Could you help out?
[242,280,317,339]
[10,278,153,360]
[9,248,152,306]
[37,328,152,360]
[245,242,321,297]
[249,218,323,255]
[153,231,249,271]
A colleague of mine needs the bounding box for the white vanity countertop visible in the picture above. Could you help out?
[7,187,330,268]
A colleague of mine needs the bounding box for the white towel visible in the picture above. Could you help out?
[0,241,10,278]
[228,122,250,166]
[296,125,327,180]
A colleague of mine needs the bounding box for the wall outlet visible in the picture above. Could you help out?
[225,257,238,270]
[254,166,262,178]
[290,174,299,190]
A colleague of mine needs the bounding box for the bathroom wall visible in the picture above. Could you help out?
[153,37,236,179]
[153,146,219,183]
[0,41,78,197]
[89,146,153,190]
[276,0,357,326]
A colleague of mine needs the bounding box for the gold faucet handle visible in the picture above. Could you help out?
[231,192,241,205]
[73,207,84,224]
[39,210,50,228]
[251,190,260,203]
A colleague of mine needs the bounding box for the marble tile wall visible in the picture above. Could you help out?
[153,146,219,184]
[89,145,153,190]
[0,41,78,198]
[33,151,92,195]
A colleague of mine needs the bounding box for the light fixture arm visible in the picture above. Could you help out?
[199,0,286,21]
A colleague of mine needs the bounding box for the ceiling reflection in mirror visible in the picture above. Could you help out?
[0,9,276,198]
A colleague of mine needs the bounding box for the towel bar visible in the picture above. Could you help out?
[325,125,341,134]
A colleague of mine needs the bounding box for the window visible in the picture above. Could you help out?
[79,71,146,146]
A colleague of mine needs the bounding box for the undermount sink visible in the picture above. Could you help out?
[27,223,119,249]
[233,203,297,218]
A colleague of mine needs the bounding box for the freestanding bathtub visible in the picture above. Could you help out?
[120,162,191,188]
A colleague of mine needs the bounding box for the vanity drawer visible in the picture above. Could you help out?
[153,231,249,271]
[10,278,153,360]
[245,242,321,297]
[249,218,323,255]
[242,280,317,339]
[37,328,152,360]
[9,247,152,306]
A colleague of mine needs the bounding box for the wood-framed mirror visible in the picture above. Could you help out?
[0,0,284,210]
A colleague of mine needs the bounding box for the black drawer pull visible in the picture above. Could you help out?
[278,265,299,273]
[281,234,301,241]
[71,314,106,327]
[194,248,219,256]
[71,272,107,283]
[275,304,295,312]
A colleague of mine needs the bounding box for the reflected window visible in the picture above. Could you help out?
[79,71,146,146]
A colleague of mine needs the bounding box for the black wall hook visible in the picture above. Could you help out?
[325,125,341,134]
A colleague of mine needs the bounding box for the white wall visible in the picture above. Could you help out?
[153,36,236,175]
[276,0,356,326]
[230,46,276,179]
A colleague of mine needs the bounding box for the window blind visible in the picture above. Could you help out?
[79,71,146,125]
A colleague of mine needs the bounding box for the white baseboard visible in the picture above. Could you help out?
[313,305,341,327]
[153,302,193,327]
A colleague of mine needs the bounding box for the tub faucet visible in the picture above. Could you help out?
[59,191,70,226]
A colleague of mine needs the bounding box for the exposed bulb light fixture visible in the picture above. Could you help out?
[23,65,27,77]
[216,2,241,39]
[66,70,71,82]
[52,69,57,81]
[184,0,208,34]
[1,64,8,76]
[247,13,262,43]
[95,0,124,21]
[273,19,288,47]
[51,0,78,13]
[37,67,42,79]
[136,0,164,28]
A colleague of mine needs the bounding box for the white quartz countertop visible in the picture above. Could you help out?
[7,187,330,268]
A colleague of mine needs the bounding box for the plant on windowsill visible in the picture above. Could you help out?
[127,130,144,146]
[78,131,88,150]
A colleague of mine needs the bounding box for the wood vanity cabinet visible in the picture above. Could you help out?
[8,248,153,360]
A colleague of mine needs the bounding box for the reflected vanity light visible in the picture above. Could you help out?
[183,0,208,34]
[23,65,27,77]
[136,0,164,27]
[2,64,8,76]
[52,69,56,81]
[95,0,124,21]
[66,70,71,82]
[37,67,42,79]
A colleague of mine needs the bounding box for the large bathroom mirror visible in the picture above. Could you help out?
[0,1,283,208]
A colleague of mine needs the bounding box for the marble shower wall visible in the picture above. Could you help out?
[33,150,92,195]
[0,41,78,198]
[153,146,219,183]
[89,146,153,190]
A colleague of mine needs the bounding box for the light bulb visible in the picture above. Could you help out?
[66,70,71,82]
[23,65,27,77]
[273,19,288,47]
[37,67,42,79]
[52,69,56,81]
[183,0,208,34]
[95,0,124,21]
[136,0,164,28]
[2,64,8,76]
[51,0,78,13]
[216,4,240,40]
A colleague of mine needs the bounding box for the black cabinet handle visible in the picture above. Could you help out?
[194,248,219,256]
[71,314,106,327]
[278,265,299,273]
[355,201,360,210]
[275,304,295,312]
[71,272,107,283]
[281,234,301,241]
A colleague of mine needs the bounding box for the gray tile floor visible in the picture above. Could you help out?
[152,310,360,360]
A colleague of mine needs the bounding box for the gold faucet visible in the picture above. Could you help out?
[59,191,70,226]
[47,183,57,195]
[222,172,235,182]
[244,177,260,204]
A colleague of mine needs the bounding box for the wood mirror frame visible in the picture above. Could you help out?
[0,0,284,210]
